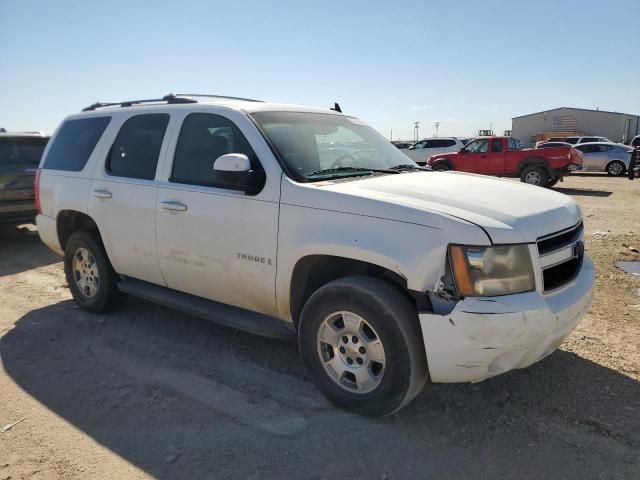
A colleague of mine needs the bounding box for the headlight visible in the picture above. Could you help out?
[449,244,535,297]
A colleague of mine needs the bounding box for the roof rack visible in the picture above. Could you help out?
[171,93,264,103]
[82,94,197,112]
[81,93,264,112]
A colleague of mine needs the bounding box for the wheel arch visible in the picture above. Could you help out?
[605,158,627,174]
[289,255,411,328]
[518,156,551,175]
[56,210,102,252]
[431,158,454,170]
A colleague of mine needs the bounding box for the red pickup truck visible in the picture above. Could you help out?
[425,136,583,187]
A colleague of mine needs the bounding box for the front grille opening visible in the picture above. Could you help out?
[537,222,583,256]
[543,257,582,292]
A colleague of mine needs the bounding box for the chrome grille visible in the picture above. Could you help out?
[537,222,584,293]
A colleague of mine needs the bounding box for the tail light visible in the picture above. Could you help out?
[34,168,42,214]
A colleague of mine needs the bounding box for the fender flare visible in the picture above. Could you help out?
[431,158,455,170]
[518,157,552,176]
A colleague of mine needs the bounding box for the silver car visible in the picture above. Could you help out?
[574,142,634,176]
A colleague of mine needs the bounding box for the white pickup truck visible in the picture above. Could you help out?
[36,94,594,416]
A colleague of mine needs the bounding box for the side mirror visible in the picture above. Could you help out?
[213,153,265,194]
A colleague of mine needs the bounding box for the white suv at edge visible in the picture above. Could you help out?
[36,93,594,416]
[400,137,466,165]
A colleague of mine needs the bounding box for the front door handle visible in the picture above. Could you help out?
[92,189,112,199]
[161,201,188,212]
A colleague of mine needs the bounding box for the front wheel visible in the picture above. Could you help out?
[298,276,428,416]
[606,161,626,177]
[520,165,549,186]
[431,162,451,171]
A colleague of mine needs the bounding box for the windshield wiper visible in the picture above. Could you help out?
[390,164,430,171]
[307,166,400,177]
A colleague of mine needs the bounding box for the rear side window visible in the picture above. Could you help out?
[171,113,259,187]
[565,137,578,144]
[491,139,503,152]
[508,138,523,150]
[43,117,110,171]
[107,114,169,180]
[0,137,48,165]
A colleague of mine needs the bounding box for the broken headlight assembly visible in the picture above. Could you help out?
[449,244,535,297]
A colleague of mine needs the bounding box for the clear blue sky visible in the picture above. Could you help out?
[1,0,639,140]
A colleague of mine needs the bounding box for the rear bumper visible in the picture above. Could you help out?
[36,214,63,256]
[419,256,594,383]
[0,200,37,224]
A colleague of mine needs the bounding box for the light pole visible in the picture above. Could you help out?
[434,121,440,137]
[413,121,420,142]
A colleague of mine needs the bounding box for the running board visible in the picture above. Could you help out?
[117,278,295,340]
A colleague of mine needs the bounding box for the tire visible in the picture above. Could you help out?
[64,230,121,313]
[520,165,549,186]
[546,177,559,187]
[431,162,451,171]
[606,160,626,177]
[298,276,428,416]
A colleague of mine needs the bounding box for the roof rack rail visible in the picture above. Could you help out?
[171,93,264,103]
[81,94,197,112]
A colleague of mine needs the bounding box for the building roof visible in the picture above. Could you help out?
[512,107,639,120]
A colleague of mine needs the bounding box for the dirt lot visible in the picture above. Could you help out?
[0,174,639,480]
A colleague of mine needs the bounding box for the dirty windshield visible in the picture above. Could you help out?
[251,111,421,181]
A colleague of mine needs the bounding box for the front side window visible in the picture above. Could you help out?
[107,114,169,180]
[251,111,419,182]
[43,117,110,171]
[0,136,49,166]
[171,113,259,187]
[413,141,426,149]
[464,139,489,153]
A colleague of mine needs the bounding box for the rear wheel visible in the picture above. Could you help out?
[64,230,121,313]
[298,276,427,416]
[606,160,625,177]
[520,165,549,186]
[546,177,559,187]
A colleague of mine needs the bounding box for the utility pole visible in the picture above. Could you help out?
[413,121,420,142]
[434,121,440,137]
[390,129,393,141]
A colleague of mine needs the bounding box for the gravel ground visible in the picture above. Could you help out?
[0,174,639,480]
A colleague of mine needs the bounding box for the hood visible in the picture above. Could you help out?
[314,171,582,244]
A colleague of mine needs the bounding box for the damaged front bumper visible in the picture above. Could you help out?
[419,256,594,383]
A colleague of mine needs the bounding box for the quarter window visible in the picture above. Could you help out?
[43,117,110,171]
[171,113,259,187]
[107,114,169,180]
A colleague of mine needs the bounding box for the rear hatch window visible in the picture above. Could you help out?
[0,136,48,166]
[0,136,48,201]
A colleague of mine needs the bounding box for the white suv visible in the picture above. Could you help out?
[36,94,594,416]
[400,137,466,165]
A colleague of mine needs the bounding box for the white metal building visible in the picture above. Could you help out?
[512,107,640,146]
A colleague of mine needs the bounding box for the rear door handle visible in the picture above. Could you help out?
[92,189,112,199]
[161,201,187,212]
